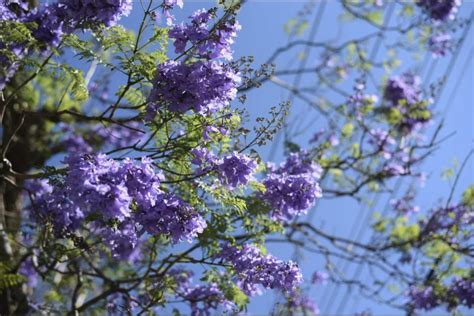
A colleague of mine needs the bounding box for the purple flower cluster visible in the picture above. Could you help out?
[0,1,28,21]
[260,152,322,221]
[190,147,256,188]
[390,194,420,216]
[408,285,440,310]
[19,257,38,288]
[311,271,328,285]
[190,147,217,172]
[423,204,474,235]
[160,0,184,26]
[169,269,235,316]
[347,82,378,111]
[449,277,474,308]
[429,33,452,58]
[0,1,30,89]
[286,293,320,315]
[368,129,396,160]
[29,153,206,258]
[384,73,432,132]
[25,4,65,47]
[217,152,257,188]
[57,0,133,27]
[417,0,461,21]
[218,244,303,296]
[147,60,240,116]
[137,193,207,243]
[169,9,241,60]
[384,73,422,106]
[1,0,132,89]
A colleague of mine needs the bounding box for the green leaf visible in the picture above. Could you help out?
[341,123,354,138]
[367,11,383,25]
[462,185,474,207]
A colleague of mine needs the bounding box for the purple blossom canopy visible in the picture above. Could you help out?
[147,60,241,116]
[261,152,322,221]
[218,244,303,296]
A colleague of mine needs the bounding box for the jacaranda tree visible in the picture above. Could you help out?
[0,0,472,315]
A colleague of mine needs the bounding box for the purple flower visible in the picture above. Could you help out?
[369,129,396,160]
[390,194,420,216]
[26,4,65,47]
[147,60,240,117]
[190,147,217,172]
[29,153,205,257]
[449,277,474,308]
[417,0,461,21]
[286,293,320,315]
[407,285,439,310]
[261,152,322,221]
[160,0,184,26]
[383,72,431,132]
[384,73,422,106]
[57,0,133,27]
[311,271,328,285]
[217,152,256,188]
[383,163,408,176]
[102,221,138,259]
[168,269,235,316]
[137,193,206,243]
[429,32,452,58]
[19,257,38,288]
[218,244,303,296]
[169,9,241,60]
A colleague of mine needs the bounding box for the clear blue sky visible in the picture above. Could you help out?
[117,1,473,314]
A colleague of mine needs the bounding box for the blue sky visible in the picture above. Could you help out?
[119,1,473,314]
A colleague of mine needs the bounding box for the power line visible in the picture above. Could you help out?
[268,0,327,161]
[333,10,474,315]
[318,2,397,311]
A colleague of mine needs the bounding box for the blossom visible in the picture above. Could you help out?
[168,269,235,316]
[190,147,217,173]
[449,277,474,308]
[261,152,322,221]
[429,32,452,58]
[19,257,38,288]
[28,153,206,257]
[311,271,328,285]
[368,129,396,160]
[217,152,256,188]
[160,0,184,26]
[286,293,320,315]
[26,4,65,47]
[407,285,439,310]
[57,0,133,27]
[102,221,139,260]
[147,60,240,117]
[137,193,207,243]
[384,73,432,132]
[169,9,241,60]
[384,73,422,106]
[218,244,303,296]
[417,0,461,21]
[390,194,420,216]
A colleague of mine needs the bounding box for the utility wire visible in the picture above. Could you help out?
[333,11,474,315]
